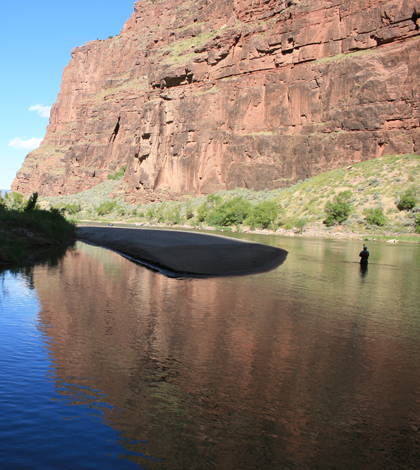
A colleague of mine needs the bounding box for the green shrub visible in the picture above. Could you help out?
[368,178,380,187]
[324,191,352,226]
[154,204,166,223]
[249,200,278,229]
[146,207,155,221]
[415,214,420,234]
[95,200,118,216]
[107,165,127,180]
[184,203,194,220]
[164,208,182,225]
[364,207,386,226]
[397,186,419,211]
[295,217,307,233]
[197,194,222,223]
[197,203,209,222]
[64,203,81,215]
[207,194,222,208]
[24,192,39,211]
[0,206,76,263]
[7,191,24,210]
[208,197,252,226]
[339,189,352,200]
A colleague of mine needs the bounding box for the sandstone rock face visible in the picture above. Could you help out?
[13,0,420,201]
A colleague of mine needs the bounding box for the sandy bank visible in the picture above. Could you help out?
[76,226,287,276]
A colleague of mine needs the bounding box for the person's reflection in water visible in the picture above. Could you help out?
[360,263,368,279]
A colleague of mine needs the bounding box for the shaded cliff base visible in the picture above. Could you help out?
[39,154,420,243]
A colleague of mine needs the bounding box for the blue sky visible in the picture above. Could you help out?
[0,0,137,189]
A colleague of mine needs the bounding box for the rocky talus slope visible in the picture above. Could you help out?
[13,0,420,203]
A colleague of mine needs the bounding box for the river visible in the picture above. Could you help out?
[1,233,419,469]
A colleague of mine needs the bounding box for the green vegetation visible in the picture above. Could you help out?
[38,154,420,241]
[160,29,219,65]
[24,192,39,212]
[107,165,127,180]
[7,191,24,210]
[397,185,419,211]
[196,196,280,229]
[63,203,81,215]
[295,217,308,233]
[96,200,118,216]
[314,48,376,65]
[324,190,352,226]
[49,202,81,216]
[0,192,76,264]
[364,207,386,226]
[248,200,279,229]
[206,196,252,227]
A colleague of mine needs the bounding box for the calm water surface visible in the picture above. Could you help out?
[1,234,419,469]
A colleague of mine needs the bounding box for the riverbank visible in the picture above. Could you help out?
[0,200,76,264]
[83,219,420,244]
[40,154,420,241]
[76,226,288,276]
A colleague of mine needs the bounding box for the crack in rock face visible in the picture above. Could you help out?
[109,117,120,144]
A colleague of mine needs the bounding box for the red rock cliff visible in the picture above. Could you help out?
[13,0,420,201]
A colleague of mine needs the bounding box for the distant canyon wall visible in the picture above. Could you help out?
[13,0,420,202]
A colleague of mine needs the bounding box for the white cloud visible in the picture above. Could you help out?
[8,137,43,150]
[29,104,51,118]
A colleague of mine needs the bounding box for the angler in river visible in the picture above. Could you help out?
[359,245,369,266]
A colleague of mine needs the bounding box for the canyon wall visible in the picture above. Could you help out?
[13,0,420,202]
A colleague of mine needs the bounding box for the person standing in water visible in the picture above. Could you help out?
[359,245,369,265]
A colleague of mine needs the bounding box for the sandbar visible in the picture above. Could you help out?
[76,226,288,277]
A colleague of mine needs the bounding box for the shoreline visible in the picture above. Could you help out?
[76,226,288,277]
[78,220,420,244]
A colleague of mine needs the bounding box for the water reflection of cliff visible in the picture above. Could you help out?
[33,239,420,469]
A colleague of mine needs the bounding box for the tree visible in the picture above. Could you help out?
[364,207,386,226]
[295,217,308,233]
[324,191,352,226]
[397,186,419,211]
[208,197,252,226]
[24,192,39,211]
[251,200,279,229]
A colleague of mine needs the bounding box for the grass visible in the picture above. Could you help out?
[192,85,220,96]
[160,30,219,64]
[36,154,420,242]
[314,48,376,65]
[107,165,127,180]
[175,21,205,33]
[93,77,148,102]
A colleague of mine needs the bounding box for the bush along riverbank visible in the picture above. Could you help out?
[0,192,76,264]
[37,154,420,242]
